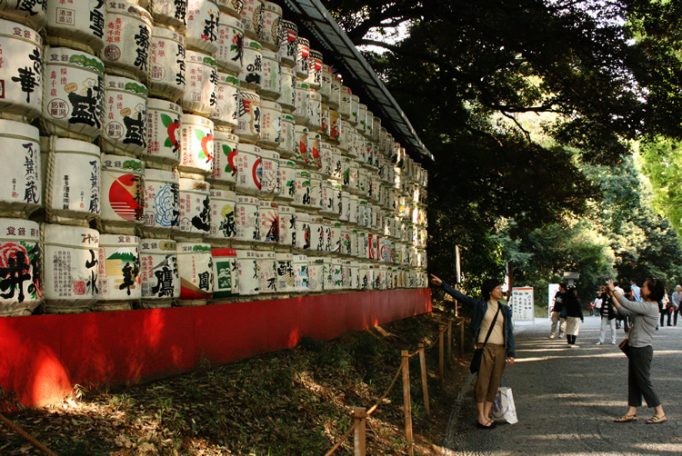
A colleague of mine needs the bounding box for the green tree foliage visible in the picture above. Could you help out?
[638,137,682,237]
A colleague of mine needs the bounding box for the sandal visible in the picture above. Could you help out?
[614,414,637,423]
[646,415,667,424]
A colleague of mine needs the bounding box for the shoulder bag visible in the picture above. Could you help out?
[470,305,501,374]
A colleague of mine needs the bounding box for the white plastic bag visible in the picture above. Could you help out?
[491,386,518,424]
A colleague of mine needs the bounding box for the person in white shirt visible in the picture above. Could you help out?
[671,285,681,326]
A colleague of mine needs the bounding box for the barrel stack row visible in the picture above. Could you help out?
[0,0,428,317]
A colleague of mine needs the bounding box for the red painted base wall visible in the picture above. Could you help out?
[0,289,431,407]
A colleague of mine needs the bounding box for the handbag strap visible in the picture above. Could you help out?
[480,304,501,348]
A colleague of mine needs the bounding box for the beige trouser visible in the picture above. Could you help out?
[475,344,506,402]
[550,311,566,337]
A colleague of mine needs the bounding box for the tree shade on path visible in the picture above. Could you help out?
[444,317,682,455]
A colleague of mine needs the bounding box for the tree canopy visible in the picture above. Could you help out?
[326,0,682,296]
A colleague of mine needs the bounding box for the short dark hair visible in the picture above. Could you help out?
[481,279,503,300]
[643,278,665,302]
[559,283,567,290]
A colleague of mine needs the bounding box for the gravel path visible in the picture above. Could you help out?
[442,316,682,455]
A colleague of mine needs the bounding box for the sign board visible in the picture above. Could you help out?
[548,283,560,318]
[510,287,534,322]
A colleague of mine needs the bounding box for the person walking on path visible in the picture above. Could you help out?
[671,285,681,326]
[596,285,617,345]
[564,286,584,346]
[549,283,567,339]
[430,274,515,429]
[607,278,667,424]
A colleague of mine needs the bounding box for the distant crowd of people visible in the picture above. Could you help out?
[549,281,682,346]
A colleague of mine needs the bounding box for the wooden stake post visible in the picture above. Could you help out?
[401,350,414,456]
[447,319,453,362]
[353,407,367,456]
[438,325,445,388]
[418,343,430,416]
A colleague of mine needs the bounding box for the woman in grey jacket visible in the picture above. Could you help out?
[607,278,667,424]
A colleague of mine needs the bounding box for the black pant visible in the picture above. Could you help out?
[566,335,577,344]
[628,345,661,408]
[674,309,679,326]
[660,310,672,326]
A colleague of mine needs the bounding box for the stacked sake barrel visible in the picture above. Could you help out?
[0,0,429,317]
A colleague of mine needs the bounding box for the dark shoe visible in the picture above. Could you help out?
[476,421,496,429]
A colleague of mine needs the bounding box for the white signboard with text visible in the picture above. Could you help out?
[511,287,534,322]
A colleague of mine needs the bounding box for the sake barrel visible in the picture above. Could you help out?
[257,250,276,293]
[365,110,374,140]
[215,0,242,16]
[211,246,237,299]
[309,130,322,170]
[102,75,148,156]
[277,65,295,111]
[317,63,331,101]
[212,73,239,130]
[42,137,99,224]
[177,241,213,305]
[348,194,359,225]
[340,225,354,256]
[259,1,280,51]
[291,169,311,210]
[238,0,261,40]
[234,194,259,242]
[339,191,350,222]
[320,140,333,177]
[179,113,214,175]
[178,177,211,236]
[277,19,296,68]
[100,154,144,232]
[277,158,296,201]
[277,204,294,247]
[0,218,42,316]
[379,237,393,264]
[326,220,341,254]
[211,129,239,186]
[329,74,341,110]
[0,120,41,217]
[293,211,310,250]
[95,233,140,310]
[208,188,237,240]
[0,0,46,29]
[235,248,258,295]
[216,12,243,74]
[0,19,42,122]
[275,252,293,293]
[357,103,368,136]
[368,232,379,260]
[260,48,280,100]
[142,167,180,235]
[258,199,278,243]
[151,0,187,30]
[337,118,350,152]
[307,256,323,292]
[149,26,186,102]
[182,51,217,117]
[306,88,322,131]
[292,254,307,291]
[339,85,351,120]
[320,103,330,139]
[102,2,152,82]
[140,238,179,307]
[357,199,369,228]
[372,115,381,142]
[293,82,309,124]
[144,98,181,166]
[42,47,104,141]
[305,49,322,89]
[186,0,220,54]
[235,87,261,142]
[357,168,370,198]
[278,112,295,157]
[349,94,360,126]
[43,224,99,312]
[239,38,262,90]
[293,123,309,164]
[234,142,261,193]
[46,0,105,54]
[259,100,281,147]
[309,216,324,252]
[341,259,352,289]
[322,257,333,290]
[295,36,309,79]
[331,147,343,181]
[320,180,341,217]
[260,147,279,195]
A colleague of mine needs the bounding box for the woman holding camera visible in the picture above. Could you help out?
[430,274,515,429]
[607,278,667,424]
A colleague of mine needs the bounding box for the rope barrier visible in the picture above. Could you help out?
[0,413,58,456]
